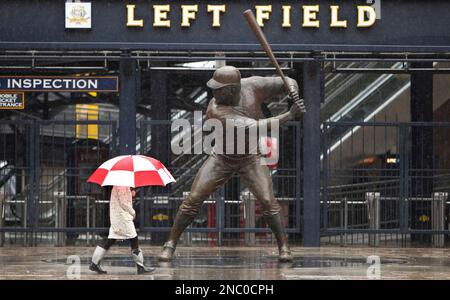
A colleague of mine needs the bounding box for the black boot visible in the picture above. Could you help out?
[158,212,195,262]
[89,246,108,274]
[132,249,156,275]
[89,262,107,274]
[265,213,293,262]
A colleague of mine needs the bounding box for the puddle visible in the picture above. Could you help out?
[45,255,409,269]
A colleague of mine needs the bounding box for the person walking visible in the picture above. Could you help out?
[89,186,155,275]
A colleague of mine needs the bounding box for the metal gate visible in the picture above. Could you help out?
[138,120,303,246]
[0,120,117,246]
[322,121,450,247]
[1,118,302,246]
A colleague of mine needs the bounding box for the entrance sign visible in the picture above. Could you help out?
[0,76,119,92]
[0,0,449,52]
[0,93,24,109]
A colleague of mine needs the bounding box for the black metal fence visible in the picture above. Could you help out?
[322,121,450,247]
[4,118,449,247]
[0,119,302,247]
[137,120,302,247]
[0,119,117,246]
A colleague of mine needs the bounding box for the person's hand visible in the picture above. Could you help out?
[289,99,306,118]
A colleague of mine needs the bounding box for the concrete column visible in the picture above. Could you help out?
[242,191,256,246]
[431,192,446,248]
[55,195,66,247]
[366,192,380,247]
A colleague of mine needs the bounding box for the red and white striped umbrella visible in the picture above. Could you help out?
[87,155,176,188]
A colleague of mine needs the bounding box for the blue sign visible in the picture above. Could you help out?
[0,76,119,92]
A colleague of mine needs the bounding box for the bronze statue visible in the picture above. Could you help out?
[159,66,305,262]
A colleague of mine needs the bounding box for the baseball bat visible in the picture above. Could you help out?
[243,9,291,92]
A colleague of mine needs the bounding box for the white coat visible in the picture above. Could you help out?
[108,186,138,240]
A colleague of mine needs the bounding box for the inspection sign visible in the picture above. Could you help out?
[0,76,119,92]
[0,92,25,109]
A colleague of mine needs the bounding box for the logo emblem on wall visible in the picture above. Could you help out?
[65,2,92,29]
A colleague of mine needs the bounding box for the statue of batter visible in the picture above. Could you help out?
[159,66,305,262]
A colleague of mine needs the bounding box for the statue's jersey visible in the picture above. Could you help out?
[206,78,267,157]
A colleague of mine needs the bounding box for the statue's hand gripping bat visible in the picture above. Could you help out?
[243,9,305,113]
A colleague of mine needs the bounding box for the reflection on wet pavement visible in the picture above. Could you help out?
[1,246,450,280]
[47,255,408,269]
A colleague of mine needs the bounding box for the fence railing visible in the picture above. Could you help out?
[0,119,302,247]
[322,122,450,247]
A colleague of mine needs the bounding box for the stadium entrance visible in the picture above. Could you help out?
[1,0,450,248]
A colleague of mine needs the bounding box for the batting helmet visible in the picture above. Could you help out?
[207,66,241,90]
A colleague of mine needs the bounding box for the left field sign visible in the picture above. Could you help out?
[0,92,24,109]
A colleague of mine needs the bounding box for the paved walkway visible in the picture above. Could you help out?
[1,246,450,280]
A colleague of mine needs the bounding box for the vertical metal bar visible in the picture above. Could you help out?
[344,197,348,247]
[385,118,389,244]
[55,195,61,246]
[35,121,41,247]
[431,192,446,248]
[86,196,90,246]
[92,198,96,243]
[140,123,146,231]
[302,59,323,247]
[27,121,38,246]
[51,121,57,246]
[111,121,118,157]
[25,122,31,246]
[216,188,224,247]
[0,191,3,247]
[403,125,410,244]
[339,198,344,245]
[399,124,407,234]
[322,123,329,231]
[295,122,302,233]
[243,191,256,246]
[293,63,304,241]
[0,123,5,247]
[367,192,380,246]
[139,121,146,156]
[55,195,59,246]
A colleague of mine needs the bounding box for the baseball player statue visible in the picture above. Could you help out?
[159,66,305,262]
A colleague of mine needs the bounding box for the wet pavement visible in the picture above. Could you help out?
[0,246,450,280]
